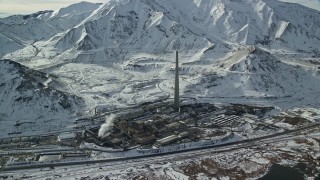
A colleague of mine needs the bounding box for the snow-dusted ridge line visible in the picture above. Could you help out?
[0,59,85,138]
[0,0,320,137]
[1,0,320,56]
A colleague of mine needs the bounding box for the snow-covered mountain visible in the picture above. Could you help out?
[1,0,319,57]
[0,59,84,136]
[186,46,320,97]
[0,0,320,136]
[0,2,102,57]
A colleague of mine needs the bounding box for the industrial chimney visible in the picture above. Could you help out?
[174,51,179,111]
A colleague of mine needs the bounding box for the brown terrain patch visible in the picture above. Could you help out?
[283,116,307,125]
[294,138,314,146]
[278,152,296,160]
[312,138,320,145]
[181,158,247,179]
[267,156,281,164]
[133,174,170,180]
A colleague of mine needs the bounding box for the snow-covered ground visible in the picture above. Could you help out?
[2,126,319,179]
[0,0,319,139]
[0,0,319,178]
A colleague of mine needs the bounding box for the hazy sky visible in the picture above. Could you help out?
[0,0,104,17]
[280,0,320,10]
[0,0,319,18]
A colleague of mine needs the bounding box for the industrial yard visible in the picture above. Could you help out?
[1,101,318,163]
[1,101,320,179]
[84,102,274,150]
[1,50,320,179]
[1,50,318,179]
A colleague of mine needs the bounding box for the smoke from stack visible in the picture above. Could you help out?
[98,114,116,138]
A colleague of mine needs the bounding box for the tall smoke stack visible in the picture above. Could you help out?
[174,51,179,111]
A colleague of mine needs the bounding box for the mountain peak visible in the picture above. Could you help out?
[50,1,102,18]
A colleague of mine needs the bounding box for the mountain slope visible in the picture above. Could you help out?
[0,0,319,134]
[0,59,84,137]
[185,46,320,98]
[144,0,320,52]
[0,2,102,57]
[0,0,319,62]
[54,0,212,53]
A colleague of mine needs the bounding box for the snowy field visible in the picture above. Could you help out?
[0,0,320,178]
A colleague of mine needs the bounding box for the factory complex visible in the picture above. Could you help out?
[84,102,273,150]
[82,51,274,150]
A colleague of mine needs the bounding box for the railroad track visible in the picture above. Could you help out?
[1,123,319,173]
[2,125,318,180]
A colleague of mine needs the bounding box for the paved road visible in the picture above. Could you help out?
[1,123,318,172]
[2,126,316,180]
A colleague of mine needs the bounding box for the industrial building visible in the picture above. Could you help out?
[165,122,185,131]
[156,135,178,146]
[154,131,189,147]
[80,52,272,150]
[133,133,156,144]
[58,132,76,142]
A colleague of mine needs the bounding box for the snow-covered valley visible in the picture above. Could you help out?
[1,0,320,179]
[1,0,320,137]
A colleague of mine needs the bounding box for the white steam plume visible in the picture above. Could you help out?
[98,114,116,137]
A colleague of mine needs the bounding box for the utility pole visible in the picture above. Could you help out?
[174,51,180,111]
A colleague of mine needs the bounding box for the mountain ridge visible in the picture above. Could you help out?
[1,0,320,58]
[0,59,84,136]
[0,0,320,137]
